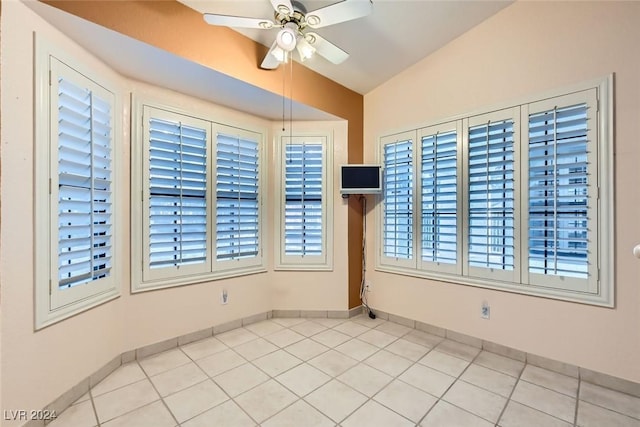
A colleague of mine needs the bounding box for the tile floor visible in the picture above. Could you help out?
[50,315,640,427]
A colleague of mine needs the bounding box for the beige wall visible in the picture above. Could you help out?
[364,1,640,382]
[0,1,349,423]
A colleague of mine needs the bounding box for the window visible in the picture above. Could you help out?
[35,49,120,328]
[132,103,265,291]
[143,110,210,282]
[381,132,414,268]
[214,126,261,268]
[377,79,613,305]
[522,91,599,293]
[465,108,521,283]
[276,135,333,270]
[419,122,462,274]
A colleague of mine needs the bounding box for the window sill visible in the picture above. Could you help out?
[133,266,268,293]
[374,264,614,308]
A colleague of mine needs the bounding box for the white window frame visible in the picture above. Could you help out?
[375,76,614,306]
[418,121,463,275]
[274,133,333,270]
[378,131,417,270]
[131,98,266,292]
[34,37,120,329]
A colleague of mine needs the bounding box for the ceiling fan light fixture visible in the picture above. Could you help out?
[306,15,321,27]
[276,27,297,51]
[296,37,316,61]
[270,45,287,63]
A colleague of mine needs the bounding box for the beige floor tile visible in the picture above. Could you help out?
[276,363,331,397]
[576,400,640,427]
[216,328,259,348]
[243,320,285,337]
[511,380,576,423]
[335,338,379,361]
[181,400,255,427]
[100,400,176,427]
[375,321,413,337]
[384,338,429,361]
[305,379,367,423]
[180,337,228,360]
[308,349,358,377]
[398,364,456,397]
[264,328,306,347]
[358,329,398,348]
[48,400,97,427]
[139,348,191,377]
[313,317,348,328]
[521,364,578,397]
[338,363,393,397]
[342,400,414,427]
[150,362,208,397]
[499,401,573,427]
[460,363,517,397]
[253,349,302,377]
[235,379,298,423]
[213,363,269,397]
[403,330,443,348]
[272,317,306,327]
[261,399,334,427]
[73,392,91,404]
[91,363,147,397]
[163,379,228,423]
[580,381,640,419]
[284,338,329,361]
[474,351,524,378]
[419,350,470,377]
[364,349,413,377]
[435,339,481,361]
[351,314,387,328]
[374,379,438,422]
[93,379,159,423]
[333,321,370,337]
[196,348,245,377]
[311,329,352,347]
[290,320,327,337]
[233,338,278,361]
[443,380,507,423]
[421,400,494,427]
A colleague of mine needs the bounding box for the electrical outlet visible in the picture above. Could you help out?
[365,280,373,292]
[481,301,490,319]
[221,289,228,305]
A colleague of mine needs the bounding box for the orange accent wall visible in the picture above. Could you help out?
[43,0,365,309]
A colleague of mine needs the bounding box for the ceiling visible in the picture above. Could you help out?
[179,0,513,94]
[27,0,512,120]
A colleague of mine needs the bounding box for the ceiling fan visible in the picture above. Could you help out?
[203,0,373,70]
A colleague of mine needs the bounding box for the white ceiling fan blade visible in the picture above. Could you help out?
[204,13,275,29]
[306,32,349,64]
[305,0,372,29]
[270,0,294,15]
[260,41,282,70]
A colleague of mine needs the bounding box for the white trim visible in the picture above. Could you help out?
[274,132,334,270]
[34,35,121,329]
[131,97,268,292]
[374,76,614,307]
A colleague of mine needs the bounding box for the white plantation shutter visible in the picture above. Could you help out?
[56,76,113,289]
[382,134,414,265]
[148,118,208,269]
[420,126,459,271]
[524,90,598,293]
[284,141,323,256]
[215,132,260,261]
[466,108,520,281]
